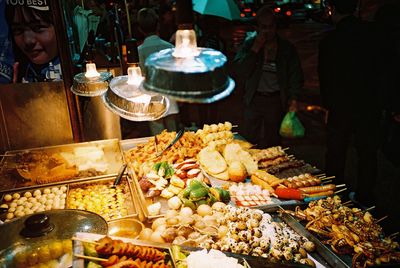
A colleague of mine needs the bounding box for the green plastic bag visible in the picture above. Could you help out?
[279,111,305,138]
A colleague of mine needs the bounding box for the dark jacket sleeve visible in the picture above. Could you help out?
[232,36,259,80]
[286,42,304,100]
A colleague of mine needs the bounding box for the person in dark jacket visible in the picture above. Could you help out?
[234,6,303,148]
[318,0,382,206]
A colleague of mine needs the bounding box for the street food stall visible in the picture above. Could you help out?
[0,0,399,268]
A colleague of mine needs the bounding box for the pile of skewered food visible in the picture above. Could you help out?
[125,131,204,177]
[284,196,400,267]
[195,122,234,147]
[80,236,172,268]
[250,146,319,178]
[250,170,343,201]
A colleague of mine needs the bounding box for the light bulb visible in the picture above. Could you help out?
[173,29,199,58]
[84,63,100,78]
[127,66,144,86]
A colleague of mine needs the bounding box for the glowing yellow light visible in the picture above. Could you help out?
[173,29,199,58]
[127,66,144,86]
[84,63,100,78]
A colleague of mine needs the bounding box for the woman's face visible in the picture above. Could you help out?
[12,9,58,65]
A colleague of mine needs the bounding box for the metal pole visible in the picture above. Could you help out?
[114,4,123,71]
[124,0,132,38]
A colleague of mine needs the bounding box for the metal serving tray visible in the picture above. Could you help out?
[66,176,138,221]
[0,139,124,193]
[278,207,350,268]
[0,184,69,223]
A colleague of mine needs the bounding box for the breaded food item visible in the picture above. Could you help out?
[198,146,227,175]
[228,161,247,182]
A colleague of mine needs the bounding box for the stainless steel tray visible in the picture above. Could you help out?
[0,139,124,193]
[279,208,349,268]
[0,184,69,223]
[66,176,138,221]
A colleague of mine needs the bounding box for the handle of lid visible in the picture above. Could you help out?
[20,213,54,238]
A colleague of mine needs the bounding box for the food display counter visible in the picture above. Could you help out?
[0,124,399,268]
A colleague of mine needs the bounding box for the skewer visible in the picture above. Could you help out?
[335,184,346,188]
[283,147,289,151]
[334,188,347,194]
[74,254,107,262]
[154,135,159,154]
[232,132,238,135]
[389,232,399,239]
[342,200,353,206]
[363,206,376,212]
[232,125,238,128]
[321,176,335,181]
[376,215,388,223]
[0,154,15,157]
[322,180,332,184]
[72,237,100,245]
[315,173,326,177]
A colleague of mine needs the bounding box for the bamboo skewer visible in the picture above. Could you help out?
[335,184,346,188]
[376,215,388,223]
[321,176,335,181]
[74,254,107,262]
[322,180,332,184]
[315,173,326,177]
[343,200,353,206]
[283,147,289,151]
[72,237,99,245]
[389,232,399,239]
[334,188,347,195]
[363,206,376,212]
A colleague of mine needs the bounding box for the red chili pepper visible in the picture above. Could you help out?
[275,188,304,200]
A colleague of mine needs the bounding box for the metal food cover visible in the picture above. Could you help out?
[143,48,235,103]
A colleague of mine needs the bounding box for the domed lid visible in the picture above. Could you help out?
[0,209,108,251]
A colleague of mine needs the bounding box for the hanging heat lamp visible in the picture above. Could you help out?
[101,39,170,121]
[71,31,112,96]
[142,0,235,103]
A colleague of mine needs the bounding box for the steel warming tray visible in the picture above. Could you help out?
[0,139,124,193]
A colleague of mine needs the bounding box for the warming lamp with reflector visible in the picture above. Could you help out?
[102,39,170,121]
[142,0,235,103]
[71,62,112,97]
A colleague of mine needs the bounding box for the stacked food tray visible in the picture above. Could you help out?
[0,139,139,223]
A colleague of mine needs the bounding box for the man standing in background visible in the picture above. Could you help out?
[234,6,303,148]
[318,0,382,206]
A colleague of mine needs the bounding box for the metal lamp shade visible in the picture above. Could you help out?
[142,48,235,103]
